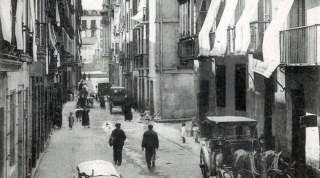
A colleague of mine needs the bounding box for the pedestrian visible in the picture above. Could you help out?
[74,106,83,122]
[88,73,91,80]
[181,122,187,143]
[192,123,200,143]
[78,86,88,108]
[78,80,84,91]
[191,113,199,136]
[109,123,126,166]
[68,112,75,130]
[83,72,86,80]
[99,95,106,109]
[123,95,132,122]
[141,124,159,169]
[82,108,90,128]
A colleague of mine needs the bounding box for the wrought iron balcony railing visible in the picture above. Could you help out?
[248,21,270,54]
[280,24,320,65]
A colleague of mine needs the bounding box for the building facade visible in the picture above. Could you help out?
[177,0,320,176]
[0,0,83,177]
[81,10,104,71]
[105,0,197,119]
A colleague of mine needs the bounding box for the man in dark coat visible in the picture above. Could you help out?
[141,124,159,168]
[123,95,132,121]
[109,123,126,166]
[82,108,90,128]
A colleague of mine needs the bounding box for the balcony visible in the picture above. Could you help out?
[226,26,235,55]
[178,36,199,60]
[133,54,148,69]
[132,7,149,30]
[280,24,320,66]
[248,21,270,54]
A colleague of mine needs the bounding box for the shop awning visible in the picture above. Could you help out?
[0,0,12,42]
[48,22,60,67]
[210,0,238,57]
[30,0,37,62]
[253,0,294,78]
[15,0,24,50]
[131,0,146,22]
[198,0,221,57]
[56,1,61,26]
[234,0,259,55]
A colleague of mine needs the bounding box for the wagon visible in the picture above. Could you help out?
[108,87,126,114]
[77,160,122,178]
[199,116,258,178]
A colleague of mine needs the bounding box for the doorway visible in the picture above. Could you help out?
[291,89,306,166]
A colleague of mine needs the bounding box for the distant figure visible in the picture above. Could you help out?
[78,80,84,91]
[181,122,187,143]
[82,108,90,128]
[109,123,126,166]
[78,87,88,108]
[83,72,86,80]
[88,73,91,80]
[141,124,159,169]
[123,96,132,122]
[68,112,75,130]
[99,95,106,109]
[191,113,199,136]
[192,123,200,143]
[54,107,62,129]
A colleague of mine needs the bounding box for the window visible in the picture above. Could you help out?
[91,30,96,37]
[81,20,87,29]
[235,64,246,111]
[91,20,96,29]
[216,65,226,107]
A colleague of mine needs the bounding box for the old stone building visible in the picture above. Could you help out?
[0,0,83,177]
[105,0,196,119]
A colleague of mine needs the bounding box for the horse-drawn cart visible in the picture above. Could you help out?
[108,87,126,114]
[199,116,294,178]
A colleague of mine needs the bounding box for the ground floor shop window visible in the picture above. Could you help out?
[235,64,246,111]
[216,65,226,107]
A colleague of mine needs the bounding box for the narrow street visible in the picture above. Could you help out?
[34,94,203,177]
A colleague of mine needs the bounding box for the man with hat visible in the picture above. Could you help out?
[141,124,159,168]
[109,123,126,166]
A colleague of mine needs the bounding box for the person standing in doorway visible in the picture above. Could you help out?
[68,112,75,130]
[109,123,126,166]
[141,124,159,169]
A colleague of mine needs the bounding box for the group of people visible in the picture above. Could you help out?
[109,123,159,169]
[68,107,91,130]
[66,80,92,130]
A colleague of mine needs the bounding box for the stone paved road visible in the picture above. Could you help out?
[34,99,203,178]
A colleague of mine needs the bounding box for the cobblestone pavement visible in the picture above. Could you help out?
[34,92,203,178]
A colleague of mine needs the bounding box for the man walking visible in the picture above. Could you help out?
[141,124,159,168]
[109,123,126,166]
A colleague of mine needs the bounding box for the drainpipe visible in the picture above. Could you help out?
[159,0,163,115]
